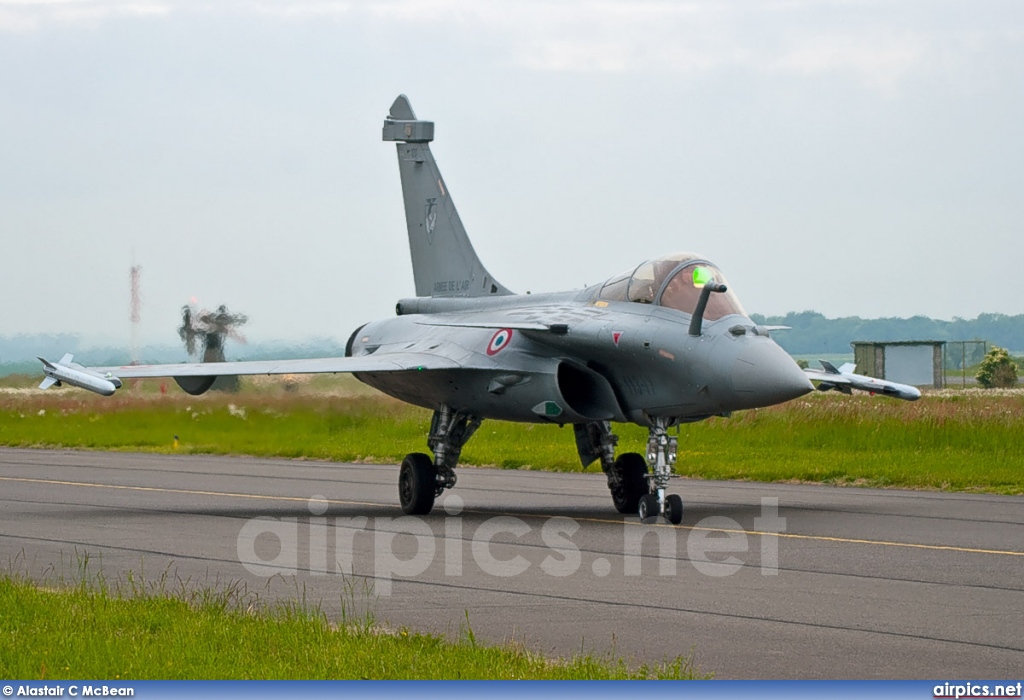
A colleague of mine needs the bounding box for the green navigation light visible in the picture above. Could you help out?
[692,266,714,288]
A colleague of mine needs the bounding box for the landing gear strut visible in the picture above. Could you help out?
[585,421,645,514]
[644,417,683,525]
[399,405,481,515]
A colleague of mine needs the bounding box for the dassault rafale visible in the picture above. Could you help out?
[40,95,916,524]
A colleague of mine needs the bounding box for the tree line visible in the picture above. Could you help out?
[749,311,1024,356]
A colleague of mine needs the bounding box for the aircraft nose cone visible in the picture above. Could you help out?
[732,340,813,407]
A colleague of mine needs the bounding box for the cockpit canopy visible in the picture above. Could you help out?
[598,252,747,321]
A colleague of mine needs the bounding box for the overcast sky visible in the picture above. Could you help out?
[2,0,1022,348]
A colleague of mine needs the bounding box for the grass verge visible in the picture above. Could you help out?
[1,378,1023,494]
[0,571,700,680]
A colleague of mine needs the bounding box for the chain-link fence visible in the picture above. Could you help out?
[943,340,988,387]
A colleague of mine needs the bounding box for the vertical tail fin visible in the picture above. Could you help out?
[383,95,512,298]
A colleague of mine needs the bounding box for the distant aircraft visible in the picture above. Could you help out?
[39,96,913,524]
[804,360,922,401]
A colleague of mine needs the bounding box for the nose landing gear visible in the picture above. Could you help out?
[589,419,684,525]
[643,417,683,524]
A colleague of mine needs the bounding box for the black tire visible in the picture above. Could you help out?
[665,494,684,525]
[610,452,649,514]
[399,452,437,515]
[638,493,661,522]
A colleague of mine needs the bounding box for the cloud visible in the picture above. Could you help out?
[0,0,171,31]
[767,31,929,91]
[0,0,1018,91]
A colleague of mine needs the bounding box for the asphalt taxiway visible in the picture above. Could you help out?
[1,447,1021,678]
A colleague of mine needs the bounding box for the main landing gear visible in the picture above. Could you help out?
[592,419,683,525]
[399,405,481,515]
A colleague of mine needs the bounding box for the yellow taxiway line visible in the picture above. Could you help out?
[2,474,1022,558]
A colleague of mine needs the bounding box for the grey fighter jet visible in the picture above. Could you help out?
[41,95,837,524]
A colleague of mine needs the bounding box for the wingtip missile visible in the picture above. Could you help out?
[38,355,122,397]
[804,361,921,401]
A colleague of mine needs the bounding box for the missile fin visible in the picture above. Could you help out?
[819,360,840,374]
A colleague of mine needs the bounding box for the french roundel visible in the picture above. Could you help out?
[486,328,513,356]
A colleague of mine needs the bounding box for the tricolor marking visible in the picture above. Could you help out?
[487,328,513,356]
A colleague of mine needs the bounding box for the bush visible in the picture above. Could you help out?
[976,346,1019,388]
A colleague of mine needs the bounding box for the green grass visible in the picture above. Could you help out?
[2,376,1024,494]
[0,572,699,680]
[670,391,1024,493]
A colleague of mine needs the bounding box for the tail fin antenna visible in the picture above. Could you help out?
[383,95,512,298]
